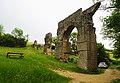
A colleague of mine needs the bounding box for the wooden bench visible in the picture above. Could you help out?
[7,52,24,58]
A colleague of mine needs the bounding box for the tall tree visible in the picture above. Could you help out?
[0,24,4,36]
[11,28,23,38]
[101,0,120,59]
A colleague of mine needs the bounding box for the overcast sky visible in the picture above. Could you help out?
[0,0,112,49]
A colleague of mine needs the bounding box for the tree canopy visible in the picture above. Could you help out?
[11,28,24,38]
[101,0,120,59]
[70,32,77,51]
[0,26,28,47]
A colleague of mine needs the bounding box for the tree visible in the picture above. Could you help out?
[11,28,28,47]
[0,27,28,47]
[97,43,110,65]
[101,0,120,59]
[0,24,4,36]
[52,36,58,45]
[92,0,117,11]
[11,28,23,38]
[0,34,15,47]
[70,32,78,51]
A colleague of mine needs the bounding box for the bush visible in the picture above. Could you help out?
[97,43,110,66]
[111,79,120,83]
[15,38,27,47]
[0,34,15,47]
[116,67,120,71]
[112,60,120,65]
[0,34,27,47]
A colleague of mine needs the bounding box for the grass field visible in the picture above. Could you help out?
[0,46,72,83]
[0,44,114,83]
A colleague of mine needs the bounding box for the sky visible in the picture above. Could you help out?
[0,0,112,49]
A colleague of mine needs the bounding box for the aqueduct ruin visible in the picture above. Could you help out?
[55,2,101,71]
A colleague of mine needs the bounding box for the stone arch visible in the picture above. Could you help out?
[55,2,101,71]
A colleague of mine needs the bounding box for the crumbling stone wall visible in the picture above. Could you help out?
[55,2,101,71]
[44,32,52,55]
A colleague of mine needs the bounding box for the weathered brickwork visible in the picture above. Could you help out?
[44,32,52,55]
[55,2,101,71]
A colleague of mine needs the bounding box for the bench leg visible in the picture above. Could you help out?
[20,55,24,58]
[7,54,9,58]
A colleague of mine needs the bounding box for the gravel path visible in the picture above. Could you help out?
[53,69,120,83]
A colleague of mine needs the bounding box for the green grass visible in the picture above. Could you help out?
[0,45,105,83]
[0,46,71,83]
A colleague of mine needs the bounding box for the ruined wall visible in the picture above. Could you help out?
[56,2,101,71]
[44,32,52,55]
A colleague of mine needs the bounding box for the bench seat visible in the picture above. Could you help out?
[7,52,24,58]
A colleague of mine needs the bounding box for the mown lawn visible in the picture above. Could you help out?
[0,46,72,83]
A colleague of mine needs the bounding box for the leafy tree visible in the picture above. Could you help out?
[70,32,78,51]
[0,34,15,47]
[101,0,120,59]
[0,24,4,36]
[97,43,110,65]
[0,27,28,47]
[11,28,23,38]
[52,36,58,45]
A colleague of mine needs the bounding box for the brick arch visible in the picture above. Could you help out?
[55,2,101,71]
[63,25,76,39]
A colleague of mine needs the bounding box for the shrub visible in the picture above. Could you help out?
[0,34,15,47]
[0,33,27,47]
[111,79,120,83]
[112,60,120,65]
[116,66,120,71]
[97,43,110,66]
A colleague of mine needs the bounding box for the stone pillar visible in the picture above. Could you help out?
[55,40,71,61]
[77,18,97,71]
[44,32,52,55]
[88,27,97,70]
[55,41,63,59]
[62,40,71,61]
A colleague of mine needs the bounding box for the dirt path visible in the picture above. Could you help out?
[53,69,120,83]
